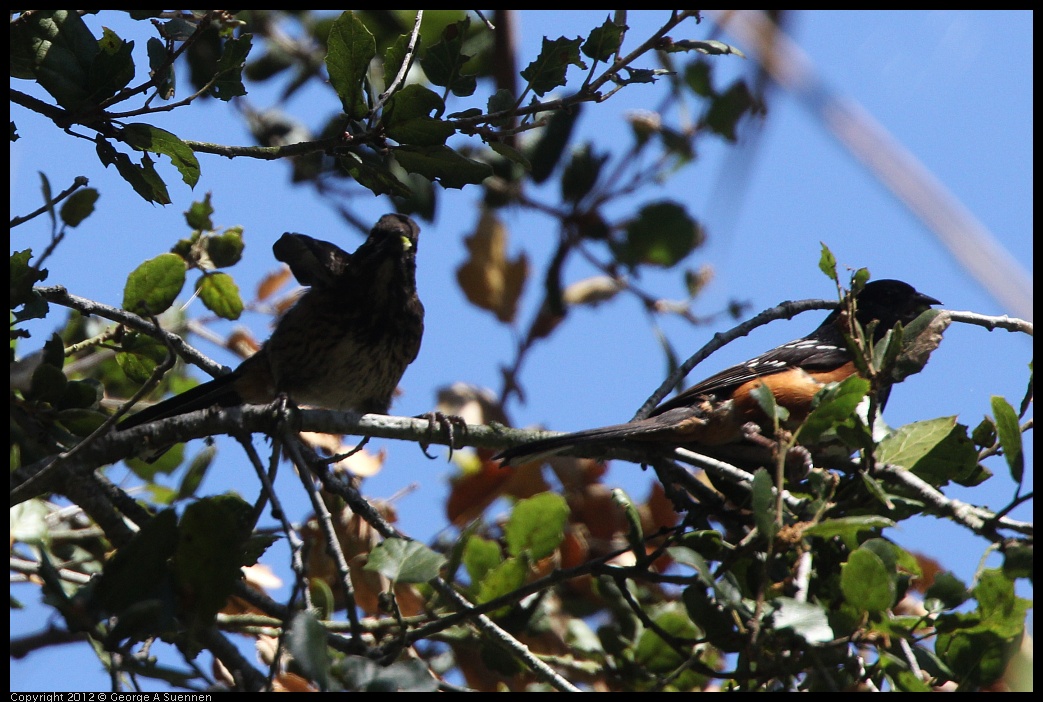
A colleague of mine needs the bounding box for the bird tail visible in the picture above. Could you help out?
[494,413,686,466]
[117,371,244,430]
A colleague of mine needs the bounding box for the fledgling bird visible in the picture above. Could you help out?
[495,279,940,466]
[118,213,424,432]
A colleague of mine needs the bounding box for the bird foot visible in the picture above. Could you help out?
[416,411,468,460]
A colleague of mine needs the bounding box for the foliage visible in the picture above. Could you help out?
[10,10,1031,693]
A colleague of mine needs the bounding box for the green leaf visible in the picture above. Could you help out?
[27,363,67,404]
[684,60,714,98]
[364,537,445,584]
[122,123,201,188]
[924,571,969,610]
[581,17,626,62]
[391,145,492,189]
[611,488,644,555]
[326,11,375,119]
[618,201,704,268]
[803,515,894,550]
[796,375,869,443]
[55,408,108,436]
[146,37,175,99]
[749,379,789,426]
[419,18,477,98]
[504,492,569,560]
[339,151,414,198]
[96,138,171,204]
[488,142,531,170]
[770,597,834,644]
[462,535,502,587]
[59,187,98,227]
[560,144,608,204]
[521,36,586,96]
[90,509,179,620]
[11,11,98,109]
[206,226,245,268]
[123,253,187,316]
[184,195,215,230]
[682,585,742,652]
[818,243,839,282]
[383,84,453,146]
[527,105,581,183]
[888,309,949,383]
[702,80,756,142]
[750,468,777,540]
[665,39,746,58]
[935,570,1030,688]
[382,32,417,94]
[195,272,243,320]
[89,27,135,103]
[176,445,216,501]
[485,88,516,127]
[337,656,439,692]
[10,500,51,545]
[634,605,699,673]
[877,416,979,486]
[287,611,331,692]
[475,556,526,607]
[209,33,252,101]
[841,546,895,613]
[11,249,50,322]
[115,332,169,384]
[990,396,1023,484]
[173,495,256,644]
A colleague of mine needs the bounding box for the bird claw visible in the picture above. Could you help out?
[416,411,468,460]
[324,434,372,465]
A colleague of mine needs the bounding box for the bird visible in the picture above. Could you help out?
[495,279,941,466]
[118,213,425,433]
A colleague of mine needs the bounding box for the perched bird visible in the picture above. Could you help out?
[495,279,940,465]
[118,213,424,432]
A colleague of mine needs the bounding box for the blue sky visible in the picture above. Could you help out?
[10,11,1032,691]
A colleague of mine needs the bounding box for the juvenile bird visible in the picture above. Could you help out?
[119,213,424,431]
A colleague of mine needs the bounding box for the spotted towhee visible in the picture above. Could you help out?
[495,279,941,465]
[118,213,425,432]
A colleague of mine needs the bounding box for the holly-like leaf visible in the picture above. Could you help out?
[383,84,453,146]
[419,18,476,98]
[89,27,135,103]
[122,123,201,188]
[326,12,374,119]
[11,11,98,109]
[521,36,586,96]
[209,33,251,101]
[581,17,626,62]
[391,144,492,189]
[877,416,978,486]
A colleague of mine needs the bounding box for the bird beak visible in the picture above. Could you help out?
[917,292,942,307]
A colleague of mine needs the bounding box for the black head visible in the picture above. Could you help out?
[360,213,421,260]
[852,279,940,331]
